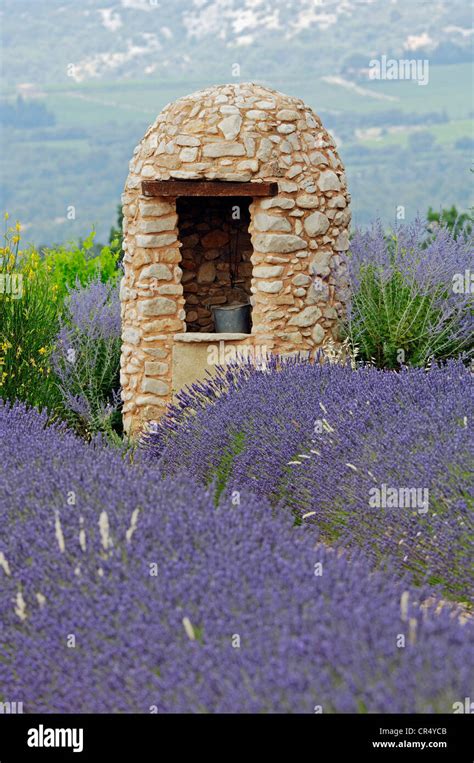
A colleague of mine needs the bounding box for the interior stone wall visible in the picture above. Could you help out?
[120,83,351,435]
[177,197,252,332]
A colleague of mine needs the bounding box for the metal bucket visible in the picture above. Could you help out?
[212,303,251,333]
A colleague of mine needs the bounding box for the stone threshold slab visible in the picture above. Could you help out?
[173,332,252,343]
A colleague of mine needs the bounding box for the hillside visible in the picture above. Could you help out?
[0,0,472,244]
[1,0,472,86]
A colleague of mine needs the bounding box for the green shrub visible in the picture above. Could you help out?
[0,217,121,415]
[427,205,472,238]
[41,230,120,298]
[0,217,62,409]
[211,430,246,505]
[109,203,124,264]
[345,219,473,368]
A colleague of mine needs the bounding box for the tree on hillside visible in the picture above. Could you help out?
[427,205,472,237]
[109,204,124,263]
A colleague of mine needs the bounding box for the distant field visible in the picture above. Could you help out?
[1,63,472,245]
[40,80,207,128]
[260,64,473,120]
[28,63,472,128]
[9,136,91,153]
[358,119,473,149]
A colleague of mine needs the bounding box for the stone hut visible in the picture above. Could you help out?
[120,83,350,435]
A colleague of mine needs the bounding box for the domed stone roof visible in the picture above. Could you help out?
[125,82,347,189]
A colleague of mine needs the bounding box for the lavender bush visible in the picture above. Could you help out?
[0,401,472,713]
[345,219,473,367]
[52,277,121,438]
[146,359,473,601]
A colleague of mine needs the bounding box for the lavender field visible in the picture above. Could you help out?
[1,201,473,714]
[0,357,472,712]
[2,1,474,745]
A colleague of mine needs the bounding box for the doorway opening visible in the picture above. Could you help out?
[176,196,252,333]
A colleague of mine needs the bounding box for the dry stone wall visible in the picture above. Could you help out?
[121,83,351,435]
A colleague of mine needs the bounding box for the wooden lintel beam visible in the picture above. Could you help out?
[141,180,278,198]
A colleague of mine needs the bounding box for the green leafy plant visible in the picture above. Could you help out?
[0,216,62,409]
[109,203,124,264]
[0,216,121,416]
[211,430,246,506]
[345,219,473,368]
[41,230,120,298]
[427,205,472,238]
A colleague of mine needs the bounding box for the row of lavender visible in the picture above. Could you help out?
[1,216,472,440]
[0,214,471,712]
[0,399,472,712]
[147,359,473,602]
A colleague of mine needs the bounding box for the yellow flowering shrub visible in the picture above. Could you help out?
[0,218,61,408]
